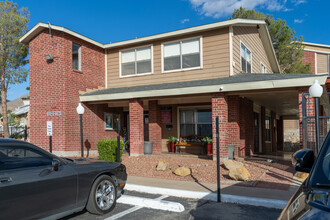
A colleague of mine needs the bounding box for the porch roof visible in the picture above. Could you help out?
[80,73,327,102]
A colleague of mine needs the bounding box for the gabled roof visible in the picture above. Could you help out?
[80,73,327,102]
[0,93,29,114]
[20,19,280,72]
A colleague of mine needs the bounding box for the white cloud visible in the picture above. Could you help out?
[181,18,190,24]
[294,19,304,23]
[189,0,288,18]
[292,0,307,6]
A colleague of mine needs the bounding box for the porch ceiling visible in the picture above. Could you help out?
[238,89,299,118]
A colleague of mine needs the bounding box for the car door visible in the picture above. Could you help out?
[0,144,78,220]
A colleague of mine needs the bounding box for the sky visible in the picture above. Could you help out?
[8,0,330,100]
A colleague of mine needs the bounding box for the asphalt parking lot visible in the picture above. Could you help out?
[63,191,282,220]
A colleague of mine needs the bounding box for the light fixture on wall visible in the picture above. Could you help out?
[44,54,54,62]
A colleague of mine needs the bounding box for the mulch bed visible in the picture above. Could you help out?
[121,153,295,190]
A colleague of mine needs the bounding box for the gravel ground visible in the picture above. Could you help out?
[121,153,295,190]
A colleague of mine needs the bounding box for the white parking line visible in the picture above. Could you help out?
[105,195,184,220]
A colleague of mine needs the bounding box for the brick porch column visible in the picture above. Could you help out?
[277,116,284,151]
[129,99,144,156]
[298,87,315,149]
[149,100,162,154]
[261,106,266,153]
[212,93,228,160]
[227,96,240,157]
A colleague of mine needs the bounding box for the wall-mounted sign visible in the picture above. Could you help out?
[47,121,53,136]
[47,111,63,117]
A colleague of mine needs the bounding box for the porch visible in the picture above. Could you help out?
[80,73,328,159]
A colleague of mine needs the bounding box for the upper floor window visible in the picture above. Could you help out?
[241,43,251,73]
[121,46,152,77]
[72,43,81,70]
[261,63,266,73]
[163,38,201,72]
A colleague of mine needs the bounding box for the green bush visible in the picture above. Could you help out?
[97,139,124,162]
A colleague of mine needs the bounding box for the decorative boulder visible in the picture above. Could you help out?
[223,160,244,170]
[173,167,191,177]
[229,167,251,181]
[156,160,169,171]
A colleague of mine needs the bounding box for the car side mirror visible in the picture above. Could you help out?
[292,149,315,173]
[52,159,60,171]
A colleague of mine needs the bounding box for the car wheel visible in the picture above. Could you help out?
[86,175,117,215]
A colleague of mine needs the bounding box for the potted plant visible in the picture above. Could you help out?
[168,136,178,153]
[204,137,213,156]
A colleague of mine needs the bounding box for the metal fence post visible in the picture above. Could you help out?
[216,116,221,203]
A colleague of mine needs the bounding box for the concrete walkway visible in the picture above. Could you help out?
[126,176,300,209]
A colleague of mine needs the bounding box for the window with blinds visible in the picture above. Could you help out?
[163,38,201,72]
[241,43,251,73]
[121,46,152,77]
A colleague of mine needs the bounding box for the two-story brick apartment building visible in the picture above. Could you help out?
[20,19,327,159]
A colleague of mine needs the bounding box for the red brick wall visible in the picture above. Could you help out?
[29,30,116,155]
[212,93,228,159]
[149,100,162,154]
[227,96,240,157]
[302,50,315,74]
[239,98,254,156]
[129,99,144,156]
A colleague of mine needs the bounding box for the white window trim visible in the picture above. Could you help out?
[260,62,267,73]
[119,45,153,78]
[73,43,81,71]
[161,36,203,74]
[240,41,252,73]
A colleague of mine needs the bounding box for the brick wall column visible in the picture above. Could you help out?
[239,98,254,156]
[149,100,162,154]
[298,87,315,149]
[129,99,144,156]
[227,96,240,157]
[212,93,228,160]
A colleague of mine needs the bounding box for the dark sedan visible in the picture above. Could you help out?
[278,131,330,219]
[0,139,127,220]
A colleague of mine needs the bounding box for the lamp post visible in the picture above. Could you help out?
[309,80,323,153]
[76,103,85,157]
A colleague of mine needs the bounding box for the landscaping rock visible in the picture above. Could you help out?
[229,167,251,181]
[223,160,244,170]
[156,160,169,171]
[173,166,191,177]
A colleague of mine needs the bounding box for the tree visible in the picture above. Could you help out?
[232,7,311,74]
[0,1,29,138]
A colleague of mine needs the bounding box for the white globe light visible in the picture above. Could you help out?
[309,80,323,98]
[76,103,85,115]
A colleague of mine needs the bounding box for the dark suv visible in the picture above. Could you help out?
[278,132,330,219]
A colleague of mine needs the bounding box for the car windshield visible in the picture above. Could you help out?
[309,132,330,187]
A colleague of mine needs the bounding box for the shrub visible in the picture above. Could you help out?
[168,136,178,142]
[97,139,124,162]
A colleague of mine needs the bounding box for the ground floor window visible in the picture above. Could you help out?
[104,113,120,131]
[179,108,212,137]
[265,116,271,141]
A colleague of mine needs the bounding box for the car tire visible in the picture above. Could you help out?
[86,175,117,215]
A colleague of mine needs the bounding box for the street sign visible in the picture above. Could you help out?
[47,121,53,136]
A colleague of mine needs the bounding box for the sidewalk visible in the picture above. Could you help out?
[125,176,300,209]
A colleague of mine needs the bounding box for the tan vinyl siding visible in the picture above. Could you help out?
[232,26,273,74]
[317,53,328,74]
[305,45,330,53]
[107,28,229,88]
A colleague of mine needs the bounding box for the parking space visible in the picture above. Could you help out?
[63,191,281,220]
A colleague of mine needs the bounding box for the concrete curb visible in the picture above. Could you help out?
[125,184,287,210]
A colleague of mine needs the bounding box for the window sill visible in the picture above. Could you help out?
[119,72,153,78]
[73,69,83,74]
[105,128,115,131]
[162,66,202,74]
